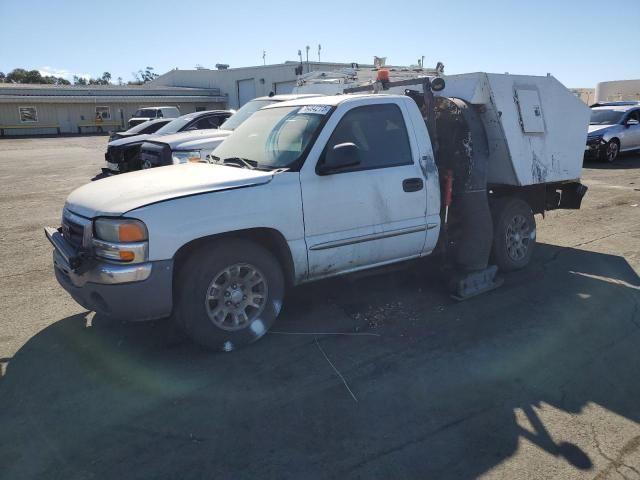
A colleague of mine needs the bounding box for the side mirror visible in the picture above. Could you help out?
[626,118,639,127]
[318,142,361,174]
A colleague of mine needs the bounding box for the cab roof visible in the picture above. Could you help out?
[263,93,402,109]
[249,93,321,102]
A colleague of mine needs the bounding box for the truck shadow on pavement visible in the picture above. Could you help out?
[1,244,639,480]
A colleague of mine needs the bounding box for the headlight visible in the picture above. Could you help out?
[94,218,147,242]
[172,150,202,164]
[587,134,604,144]
[93,218,148,263]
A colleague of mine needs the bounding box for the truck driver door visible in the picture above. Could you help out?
[300,99,429,279]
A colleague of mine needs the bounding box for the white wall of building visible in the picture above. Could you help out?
[0,100,225,135]
[595,79,640,102]
[152,62,378,108]
[570,88,595,105]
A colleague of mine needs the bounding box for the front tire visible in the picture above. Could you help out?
[600,139,619,163]
[491,197,536,272]
[175,239,284,351]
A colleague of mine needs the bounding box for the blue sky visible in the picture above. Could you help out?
[0,0,638,87]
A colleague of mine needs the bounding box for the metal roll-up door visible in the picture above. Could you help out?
[237,79,256,107]
[274,80,297,95]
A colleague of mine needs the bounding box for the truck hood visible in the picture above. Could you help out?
[152,129,233,150]
[66,163,274,218]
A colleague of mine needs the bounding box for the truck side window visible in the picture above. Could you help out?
[324,103,413,171]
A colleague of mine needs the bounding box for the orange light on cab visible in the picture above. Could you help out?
[376,69,390,83]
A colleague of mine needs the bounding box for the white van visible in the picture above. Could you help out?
[128,106,180,128]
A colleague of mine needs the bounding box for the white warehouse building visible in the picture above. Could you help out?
[0,60,416,136]
[595,79,640,103]
[0,83,225,136]
[150,61,406,108]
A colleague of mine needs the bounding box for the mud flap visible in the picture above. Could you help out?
[558,182,588,210]
[449,265,504,301]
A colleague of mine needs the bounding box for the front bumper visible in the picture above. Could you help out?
[584,137,605,159]
[45,227,173,321]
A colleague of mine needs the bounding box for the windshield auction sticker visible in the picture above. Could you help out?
[298,105,332,115]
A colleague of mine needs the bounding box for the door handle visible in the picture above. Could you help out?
[403,177,424,192]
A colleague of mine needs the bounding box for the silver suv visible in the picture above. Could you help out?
[585,102,640,162]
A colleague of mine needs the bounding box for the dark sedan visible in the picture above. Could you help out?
[103,110,233,174]
[108,118,172,141]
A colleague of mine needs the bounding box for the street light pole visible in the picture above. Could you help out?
[305,45,310,73]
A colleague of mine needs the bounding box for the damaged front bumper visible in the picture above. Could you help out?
[584,137,605,160]
[45,227,173,321]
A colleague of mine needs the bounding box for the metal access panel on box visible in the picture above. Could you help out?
[516,89,545,133]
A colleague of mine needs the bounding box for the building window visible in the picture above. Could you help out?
[19,106,38,123]
[95,106,111,120]
[195,106,207,112]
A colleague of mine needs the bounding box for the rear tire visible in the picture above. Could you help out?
[174,239,284,352]
[491,197,536,272]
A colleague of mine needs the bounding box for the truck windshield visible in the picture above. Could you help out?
[590,109,624,125]
[212,105,330,169]
[219,99,279,131]
[134,109,158,118]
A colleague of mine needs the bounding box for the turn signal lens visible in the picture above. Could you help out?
[119,223,146,242]
[118,251,135,262]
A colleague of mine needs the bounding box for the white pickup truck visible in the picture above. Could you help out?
[46,73,589,351]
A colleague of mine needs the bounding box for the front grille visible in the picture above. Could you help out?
[62,219,84,248]
[140,149,160,160]
[105,146,124,163]
[61,210,90,249]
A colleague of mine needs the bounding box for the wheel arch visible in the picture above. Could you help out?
[172,227,297,288]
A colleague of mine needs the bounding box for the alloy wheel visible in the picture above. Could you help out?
[204,263,268,331]
[505,214,532,261]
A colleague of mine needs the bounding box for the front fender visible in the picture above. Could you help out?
[127,172,308,282]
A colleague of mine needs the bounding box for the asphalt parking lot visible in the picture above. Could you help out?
[1,135,639,480]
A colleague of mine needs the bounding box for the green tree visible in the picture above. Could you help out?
[25,70,44,83]
[6,68,28,83]
[0,72,5,83]
[73,75,88,85]
[4,68,69,84]
[132,66,159,84]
